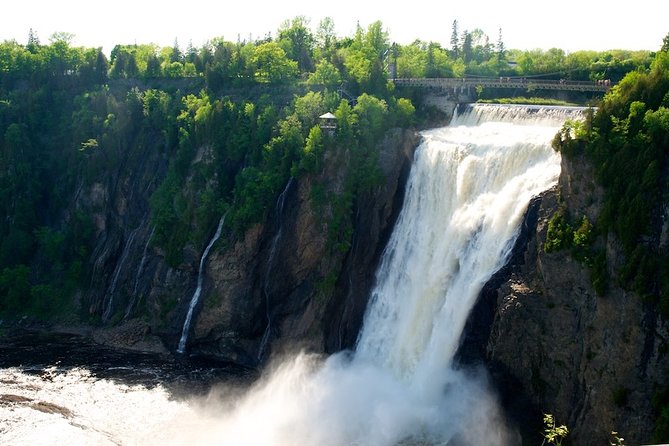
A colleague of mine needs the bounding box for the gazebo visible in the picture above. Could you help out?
[319,112,337,135]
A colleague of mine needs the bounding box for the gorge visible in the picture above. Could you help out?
[1,30,669,444]
[2,104,594,445]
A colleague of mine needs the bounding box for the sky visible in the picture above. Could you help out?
[1,0,666,55]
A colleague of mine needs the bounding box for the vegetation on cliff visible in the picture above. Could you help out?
[0,20,415,321]
[0,18,659,322]
[552,36,669,441]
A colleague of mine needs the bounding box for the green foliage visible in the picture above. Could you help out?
[353,93,388,147]
[307,59,342,86]
[541,413,568,446]
[572,216,594,256]
[543,211,573,253]
[277,16,314,72]
[609,431,626,446]
[544,211,607,295]
[294,91,325,129]
[298,125,325,173]
[249,42,298,83]
[553,47,669,313]
[394,98,416,127]
[0,18,424,322]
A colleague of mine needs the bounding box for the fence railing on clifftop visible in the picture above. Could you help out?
[393,77,613,93]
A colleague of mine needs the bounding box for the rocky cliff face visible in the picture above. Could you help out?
[190,128,419,365]
[467,152,669,444]
[76,127,418,367]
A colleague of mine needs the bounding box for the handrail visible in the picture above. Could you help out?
[393,77,612,92]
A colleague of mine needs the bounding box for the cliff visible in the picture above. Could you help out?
[75,127,418,366]
[466,152,669,444]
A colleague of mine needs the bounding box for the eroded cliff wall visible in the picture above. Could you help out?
[469,153,669,445]
[78,127,419,366]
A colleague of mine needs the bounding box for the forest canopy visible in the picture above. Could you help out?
[0,18,661,319]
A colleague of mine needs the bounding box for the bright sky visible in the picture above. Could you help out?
[1,0,666,55]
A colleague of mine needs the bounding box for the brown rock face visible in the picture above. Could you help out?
[469,153,669,444]
[188,128,420,365]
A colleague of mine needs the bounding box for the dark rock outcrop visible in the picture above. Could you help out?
[462,152,669,444]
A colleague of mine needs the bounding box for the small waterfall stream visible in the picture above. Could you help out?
[176,215,227,354]
[125,226,155,320]
[257,177,295,361]
[102,227,140,322]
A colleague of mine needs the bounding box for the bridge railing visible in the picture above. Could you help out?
[393,77,612,92]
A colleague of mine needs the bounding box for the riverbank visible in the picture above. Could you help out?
[0,317,170,356]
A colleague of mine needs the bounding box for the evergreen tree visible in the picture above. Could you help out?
[27,28,40,53]
[462,31,473,63]
[145,53,162,78]
[450,20,459,59]
[497,28,506,61]
[94,48,109,83]
[170,38,182,63]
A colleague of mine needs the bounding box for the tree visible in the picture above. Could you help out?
[27,28,40,53]
[497,28,506,61]
[343,21,389,94]
[353,93,388,146]
[170,38,182,63]
[663,33,669,52]
[185,40,198,64]
[397,42,427,78]
[316,17,337,59]
[145,53,162,78]
[294,91,325,128]
[249,42,298,83]
[307,59,341,86]
[462,31,473,63]
[278,16,315,72]
[450,20,460,59]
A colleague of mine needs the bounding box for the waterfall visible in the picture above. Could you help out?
[176,214,227,354]
[102,227,139,323]
[258,177,295,361]
[355,104,578,378]
[194,104,583,446]
[125,226,155,320]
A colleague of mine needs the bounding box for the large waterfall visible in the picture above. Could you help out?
[0,104,583,445]
[170,104,581,445]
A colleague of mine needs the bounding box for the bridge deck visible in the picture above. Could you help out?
[393,77,611,93]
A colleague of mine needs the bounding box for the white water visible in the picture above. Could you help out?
[1,104,582,445]
[177,214,227,354]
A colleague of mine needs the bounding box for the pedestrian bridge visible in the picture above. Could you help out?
[393,77,612,93]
